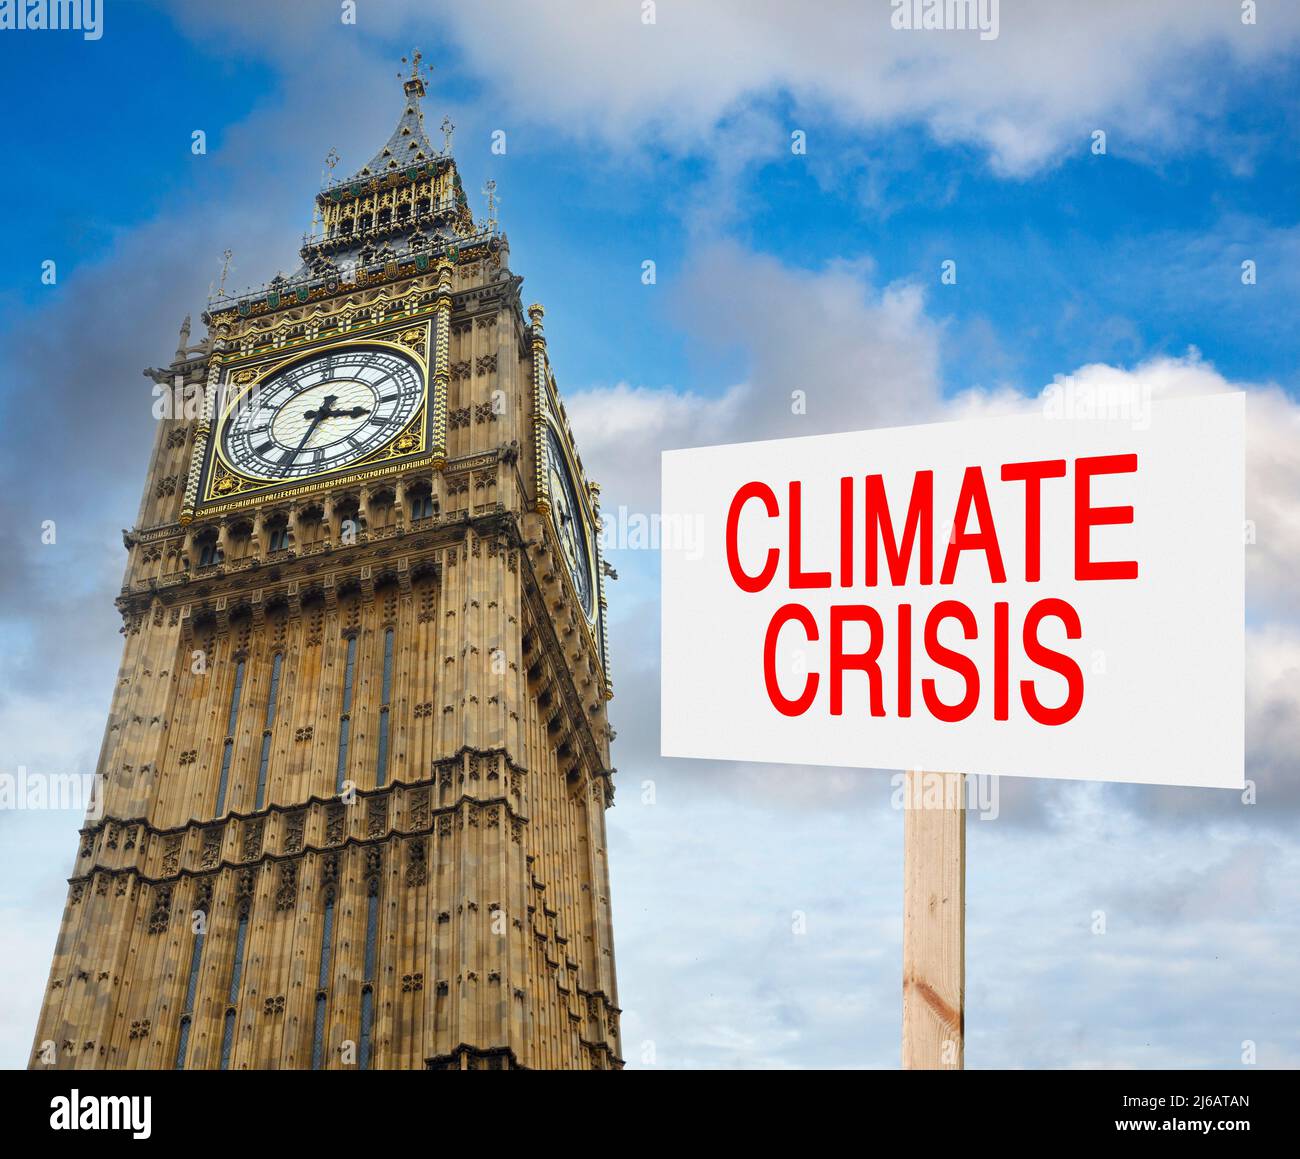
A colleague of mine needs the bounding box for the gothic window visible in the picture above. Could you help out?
[219,905,251,1070]
[376,629,395,787]
[410,489,435,520]
[197,536,223,567]
[311,890,336,1070]
[337,497,361,540]
[215,658,246,816]
[368,488,394,530]
[173,902,208,1069]
[254,653,283,810]
[267,523,289,553]
[334,635,358,793]
[227,521,253,561]
[358,883,379,1070]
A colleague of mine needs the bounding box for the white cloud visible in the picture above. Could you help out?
[447,0,1300,174]
[168,0,1300,176]
[565,241,943,516]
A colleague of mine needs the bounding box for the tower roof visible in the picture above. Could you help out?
[208,53,494,315]
[337,51,440,187]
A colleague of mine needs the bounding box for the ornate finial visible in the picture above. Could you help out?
[400,49,428,98]
[209,249,234,299]
[483,179,498,233]
[440,115,454,154]
[175,315,192,360]
[321,147,340,189]
[528,302,545,334]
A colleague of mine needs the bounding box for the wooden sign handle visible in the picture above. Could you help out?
[902,770,966,1070]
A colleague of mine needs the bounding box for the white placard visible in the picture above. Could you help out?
[660,394,1244,787]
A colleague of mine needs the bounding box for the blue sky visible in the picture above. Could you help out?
[1,0,1298,1068]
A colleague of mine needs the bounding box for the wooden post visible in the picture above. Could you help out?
[902,770,965,1069]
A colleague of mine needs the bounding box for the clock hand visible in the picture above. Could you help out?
[313,403,371,421]
[303,394,339,421]
[286,394,338,463]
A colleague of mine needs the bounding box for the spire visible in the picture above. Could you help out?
[341,49,440,185]
[288,54,480,283]
[174,314,191,360]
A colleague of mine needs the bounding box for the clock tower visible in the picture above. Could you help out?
[31,56,622,1071]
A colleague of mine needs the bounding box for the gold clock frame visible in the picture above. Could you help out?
[538,402,612,696]
[542,416,600,626]
[199,323,431,511]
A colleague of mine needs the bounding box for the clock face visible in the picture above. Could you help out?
[221,346,424,481]
[546,425,594,617]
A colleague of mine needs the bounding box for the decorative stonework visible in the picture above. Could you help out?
[146,885,171,935]
[284,812,305,854]
[275,862,298,911]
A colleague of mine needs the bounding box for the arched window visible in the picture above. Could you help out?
[226,522,253,561]
[214,658,246,815]
[173,897,209,1069]
[375,628,394,787]
[334,635,358,793]
[366,489,395,531]
[267,521,290,553]
[311,890,336,1070]
[219,904,251,1070]
[197,533,222,568]
[410,489,435,521]
[254,653,283,810]
[297,504,324,548]
[358,881,379,1070]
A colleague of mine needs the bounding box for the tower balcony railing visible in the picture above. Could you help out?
[206,226,501,314]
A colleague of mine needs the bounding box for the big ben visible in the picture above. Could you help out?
[30,55,622,1071]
